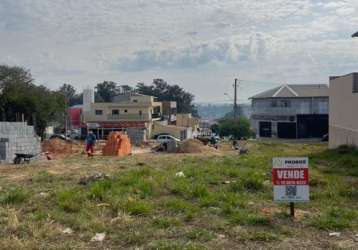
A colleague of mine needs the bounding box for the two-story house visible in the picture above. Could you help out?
[329,73,358,148]
[81,89,162,141]
[250,84,329,139]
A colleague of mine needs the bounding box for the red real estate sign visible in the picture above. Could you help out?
[272,157,309,202]
[272,168,309,185]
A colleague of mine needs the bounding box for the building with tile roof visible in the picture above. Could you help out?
[250,84,329,139]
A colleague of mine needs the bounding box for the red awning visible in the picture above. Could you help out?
[81,121,146,129]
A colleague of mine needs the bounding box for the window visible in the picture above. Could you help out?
[124,109,128,113]
[139,110,142,115]
[95,110,103,115]
[112,109,119,115]
[133,99,138,103]
[271,100,277,107]
[280,100,291,107]
[353,74,358,93]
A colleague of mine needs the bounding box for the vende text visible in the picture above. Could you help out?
[272,168,308,185]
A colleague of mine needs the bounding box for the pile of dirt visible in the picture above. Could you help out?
[42,138,81,156]
[176,139,213,153]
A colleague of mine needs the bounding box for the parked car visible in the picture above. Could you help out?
[153,133,170,139]
[49,134,70,140]
[70,130,81,140]
[156,135,180,144]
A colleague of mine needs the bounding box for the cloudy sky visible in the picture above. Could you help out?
[0,0,357,103]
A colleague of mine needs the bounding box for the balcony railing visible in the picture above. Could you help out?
[252,107,328,115]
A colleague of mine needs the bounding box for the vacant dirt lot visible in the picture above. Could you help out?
[0,141,357,249]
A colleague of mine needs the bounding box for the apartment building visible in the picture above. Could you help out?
[250,84,329,139]
[81,89,162,140]
[329,73,358,148]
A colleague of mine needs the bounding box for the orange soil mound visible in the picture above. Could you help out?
[102,132,132,157]
[42,138,80,155]
[177,139,212,153]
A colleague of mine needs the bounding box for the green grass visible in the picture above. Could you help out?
[153,217,180,229]
[57,189,86,213]
[310,207,358,230]
[0,141,357,249]
[0,187,29,204]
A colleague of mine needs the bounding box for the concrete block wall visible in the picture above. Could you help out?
[0,122,41,164]
[126,128,146,145]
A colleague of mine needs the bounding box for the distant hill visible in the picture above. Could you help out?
[196,103,252,121]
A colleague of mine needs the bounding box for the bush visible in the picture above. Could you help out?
[217,117,253,139]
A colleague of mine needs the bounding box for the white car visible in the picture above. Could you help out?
[156,135,180,144]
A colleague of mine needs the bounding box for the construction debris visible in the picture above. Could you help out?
[79,172,109,185]
[62,228,73,235]
[91,232,106,242]
[175,171,185,178]
[38,192,50,198]
[329,232,341,237]
[102,132,131,157]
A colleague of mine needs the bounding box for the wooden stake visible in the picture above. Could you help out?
[290,202,295,218]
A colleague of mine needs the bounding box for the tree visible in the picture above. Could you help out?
[58,83,83,106]
[59,84,76,102]
[217,117,253,139]
[95,81,117,102]
[210,123,219,134]
[0,65,64,135]
[69,93,83,106]
[136,79,198,116]
[120,85,134,94]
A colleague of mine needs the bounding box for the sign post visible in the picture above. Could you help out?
[272,157,309,218]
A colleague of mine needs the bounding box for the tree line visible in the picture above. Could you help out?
[0,65,198,136]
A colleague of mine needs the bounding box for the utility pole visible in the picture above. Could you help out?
[64,94,68,139]
[233,78,239,119]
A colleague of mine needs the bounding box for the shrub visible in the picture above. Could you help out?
[217,117,253,139]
